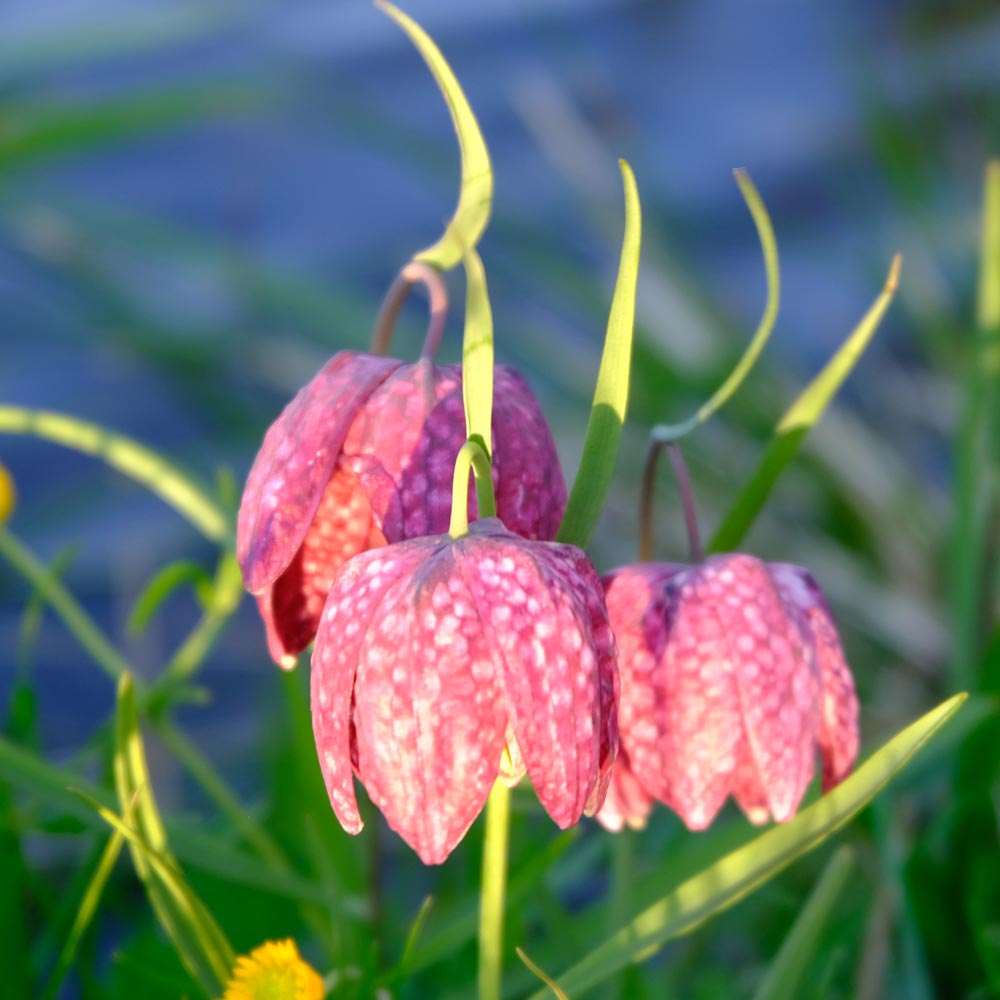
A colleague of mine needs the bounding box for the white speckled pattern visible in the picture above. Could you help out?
[311,518,617,865]
[597,554,859,832]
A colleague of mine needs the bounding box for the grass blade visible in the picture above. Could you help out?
[527,693,965,999]
[709,254,901,552]
[557,160,641,548]
[0,406,228,542]
[751,846,854,1000]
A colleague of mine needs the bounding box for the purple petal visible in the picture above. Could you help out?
[310,539,431,836]
[491,366,567,540]
[351,545,506,865]
[595,749,654,833]
[238,352,402,593]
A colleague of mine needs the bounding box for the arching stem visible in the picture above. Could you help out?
[370,261,448,357]
[639,438,703,564]
[449,439,496,538]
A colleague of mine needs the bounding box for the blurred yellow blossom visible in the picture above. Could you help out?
[221,939,324,1000]
[0,462,14,525]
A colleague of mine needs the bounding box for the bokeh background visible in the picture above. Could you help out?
[1,1,998,997]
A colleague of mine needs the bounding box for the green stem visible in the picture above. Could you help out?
[146,552,244,705]
[605,831,633,1000]
[478,782,511,1000]
[951,161,1000,691]
[0,405,229,542]
[0,528,133,684]
[449,439,496,537]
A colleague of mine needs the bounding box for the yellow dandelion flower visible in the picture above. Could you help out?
[221,939,324,1000]
[0,462,15,525]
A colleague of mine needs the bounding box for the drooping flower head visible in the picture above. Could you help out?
[595,439,859,832]
[311,514,618,864]
[596,554,859,832]
[237,270,566,667]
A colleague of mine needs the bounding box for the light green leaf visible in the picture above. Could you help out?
[709,254,901,553]
[978,159,1000,333]
[527,693,965,999]
[462,247,495,457]
[652,169,780,442]
[112,674,234,996]
[0,406,228,542]
[40,831,125,1000]
[377,0,492,271]
[128,560,214,634]
[751,846,854,1000]
[556,160,641,548]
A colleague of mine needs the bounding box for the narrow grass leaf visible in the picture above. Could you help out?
[751,846,854,1000]
[652,170,780,442]
[128,560,214,634]
[0,406,228,542]
[112,674,234,995]
[527,693,965,999]
[709,254,901,552]
[376,0,492,270]
[557,160,641,548]
[461,247,495,457]
[40,831,125,1000]
[952,161,1000,689]
[0,736,351,907]
[518,947,570,999]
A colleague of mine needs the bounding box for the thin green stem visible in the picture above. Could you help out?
[40,831,125,1000]
[370,261,449,357]
[638,439,703,564]
[478,782,511,1000]
[449,439,496,537]
[0,528,133,684]
[146,552,244,706]
[952,161,1000,690]
[0,406,229,542]
[156,720,287,870]
[605,832,634,1000]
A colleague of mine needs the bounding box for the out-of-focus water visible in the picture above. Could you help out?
[0,0,995,756]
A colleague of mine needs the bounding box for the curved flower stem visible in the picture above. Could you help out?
[370,261,449,358]
[0,406,229,543]
[478,781,511,1000]
[639,438,703,563]
[449,439,496,538]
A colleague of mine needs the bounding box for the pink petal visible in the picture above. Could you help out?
[594,750,654,832]
[310,539,430,835]
[771,564,859,789]
[238,352,403,593]
[456,520,615,829]
[257,466,386,666]
[702,555,818,823]
[351,545,507,865]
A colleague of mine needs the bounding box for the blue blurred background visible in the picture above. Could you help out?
[0,0,995,845]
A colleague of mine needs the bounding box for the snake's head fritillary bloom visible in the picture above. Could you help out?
[237,352,567,667]
[311,517,617,865]
[595,553,859,832]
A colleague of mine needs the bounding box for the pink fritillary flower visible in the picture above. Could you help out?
[237,351,567,666]
[596,554,859,832]
[311,517,618,865]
